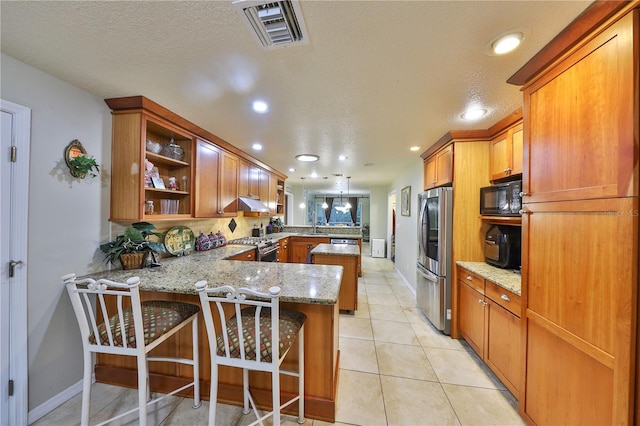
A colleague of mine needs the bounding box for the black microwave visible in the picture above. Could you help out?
[480,180,522,216]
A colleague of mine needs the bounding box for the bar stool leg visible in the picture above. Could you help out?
[272,368,281,425]
[242,368,250,414]
[192,318,201,408]
[298,325,305,424]
[80,350,92,426]
[137,354,148,426]
[209,365,218,426]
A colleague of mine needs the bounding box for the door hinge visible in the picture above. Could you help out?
[11,146,17,162]
[8,379,14,396]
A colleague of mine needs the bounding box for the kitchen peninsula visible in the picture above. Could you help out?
[88,247,344,422]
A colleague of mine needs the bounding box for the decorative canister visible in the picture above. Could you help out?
[162,139,185,161]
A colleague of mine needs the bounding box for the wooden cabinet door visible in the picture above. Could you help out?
[434,145,453,187]
[523,12,637,203]
[289,237,330,263]
[194,139,220,217]
[489,132,510,181]
[227,249,255,261]
[485,299,520,398]
[522,197,636,424]
[218,151,238,216]
[510,123,523,176]
[248,165,261,199]
[458,281,485,356]
[238,159,250,198]
[424,157,436,190]
[267,172,278,214]
[277,238,289,262]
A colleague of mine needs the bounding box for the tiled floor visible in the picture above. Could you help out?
[35,244,524,425]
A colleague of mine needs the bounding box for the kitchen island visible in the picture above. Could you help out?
[311,243,360,312]
[88,250,343,422]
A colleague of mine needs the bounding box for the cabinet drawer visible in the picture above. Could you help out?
[486,280,521,317]
[457,267,485,293]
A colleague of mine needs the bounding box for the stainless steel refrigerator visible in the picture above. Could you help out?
[416,187,453,335]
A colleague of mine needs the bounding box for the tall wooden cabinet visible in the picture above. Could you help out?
[511,5,639,424]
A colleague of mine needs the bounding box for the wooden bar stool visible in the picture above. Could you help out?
[63,273,201,426]
[195,282,306,425]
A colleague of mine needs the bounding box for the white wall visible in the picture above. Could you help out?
[390,159,423,290]
[1,54,113,411]
[369,185,389,242]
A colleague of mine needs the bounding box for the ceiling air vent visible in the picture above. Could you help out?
[233,0,309,49]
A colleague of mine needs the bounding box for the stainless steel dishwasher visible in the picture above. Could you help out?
[330,238,358,245]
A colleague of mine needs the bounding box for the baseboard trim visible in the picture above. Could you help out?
[27,374,94,425]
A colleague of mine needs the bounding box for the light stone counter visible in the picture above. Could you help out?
[89,245,343,305]
[310,243,360,257]
[456,261,522,296]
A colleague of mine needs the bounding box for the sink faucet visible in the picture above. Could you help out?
[312,207,317,234]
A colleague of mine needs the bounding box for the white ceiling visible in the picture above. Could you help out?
[0,0,590,195]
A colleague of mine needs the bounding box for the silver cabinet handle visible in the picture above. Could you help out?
[519,191,528,197]
[501,294,511,302]
[466,275,472,280]
[519,209,524,215]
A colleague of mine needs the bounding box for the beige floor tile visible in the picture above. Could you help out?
[376,342,438,381]
[390,286,414,298]
[411,320,467,351]
[425,348,506,390]
[312,421,352,426]
[339,316,374,340]
[395,295,417,308]
[339,337,379,373]
[335,370,386,426]
[368,303,409,322]
[352,301,370,318]
[380,375,461,426]
[91,387,182,425]
[366,292,399,306]
[442,384,524,426]
[401,305,428,324]
[371,319,419,346]
[159,398,238,426]
[365,283,394,294]
[364,277,390,285]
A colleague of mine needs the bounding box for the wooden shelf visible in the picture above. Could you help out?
[480,215,522,226]
[145,151,189,167]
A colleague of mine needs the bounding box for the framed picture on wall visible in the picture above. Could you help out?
[401,185,411,216]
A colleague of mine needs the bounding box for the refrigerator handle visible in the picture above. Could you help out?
[417,264,439,281]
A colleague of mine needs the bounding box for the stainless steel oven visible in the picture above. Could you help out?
[257,242,279,262]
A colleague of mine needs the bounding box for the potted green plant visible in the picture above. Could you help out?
[68,154,100,179]
[99,222,166,269]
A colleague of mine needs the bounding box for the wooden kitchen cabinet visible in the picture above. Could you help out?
[277,237,289,262]
[226,249,255,261]
[313,250,358,312]
[512,6,640,424]
[194,140,238,218]
[457,266,521,399]
[489,121,523,182]
[289,237,330,264]
[108,111,193,222]
[423,144,453,190]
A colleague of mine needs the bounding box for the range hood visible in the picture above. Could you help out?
[238,196,269,213]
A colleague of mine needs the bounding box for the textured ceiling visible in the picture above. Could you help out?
[0,0,591,194]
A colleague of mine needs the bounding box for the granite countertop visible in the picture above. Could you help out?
[86,246,343,305]
[266,232,362,241]
[310,243,360,257]
[456,261,521,296]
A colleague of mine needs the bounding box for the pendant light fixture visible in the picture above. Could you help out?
[299,177,306,209]
[322,176,328,209]
[344,176,352,210]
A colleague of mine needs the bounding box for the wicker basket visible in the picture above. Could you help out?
[119,252,146,270]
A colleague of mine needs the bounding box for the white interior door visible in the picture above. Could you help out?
[0,100,30,426]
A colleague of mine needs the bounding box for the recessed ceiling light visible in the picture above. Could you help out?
[295,154,319,162]
[289,167,296,172]
[252,143,263,151]
[410,146,420,152]
[493,33,522,54]
[484,27,530,56]
[310,171,318,178]
[461,108,487,121]
[252,100,269,113]
[338,155,347,161]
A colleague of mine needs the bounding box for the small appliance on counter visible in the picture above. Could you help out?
[480,180,522,216]
[251,224,264,237]
[484,225,521,269]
